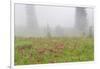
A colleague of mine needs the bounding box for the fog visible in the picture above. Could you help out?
[15,3,94,37]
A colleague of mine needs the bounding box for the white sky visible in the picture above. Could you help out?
[35,5,75,28]
[15,4,93,28]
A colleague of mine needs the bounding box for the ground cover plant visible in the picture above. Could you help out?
[15,37,94,65]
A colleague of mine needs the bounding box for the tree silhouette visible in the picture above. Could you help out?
[55,25,64,37]
[89,26,94,37]
[26,4,39,36]
[46,24,52,38]
[75,7,88,36]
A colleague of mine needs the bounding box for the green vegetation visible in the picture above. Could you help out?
[15,37,94,65]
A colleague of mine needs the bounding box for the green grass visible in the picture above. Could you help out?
[14,37,94,65]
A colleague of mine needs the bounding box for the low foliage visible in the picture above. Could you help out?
[15,37,94,65]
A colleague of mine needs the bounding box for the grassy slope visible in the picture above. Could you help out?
[15,37,94,65]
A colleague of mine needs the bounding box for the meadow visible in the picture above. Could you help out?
[15,37,94,65]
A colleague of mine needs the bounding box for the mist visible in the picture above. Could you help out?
[14,3,94,37]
